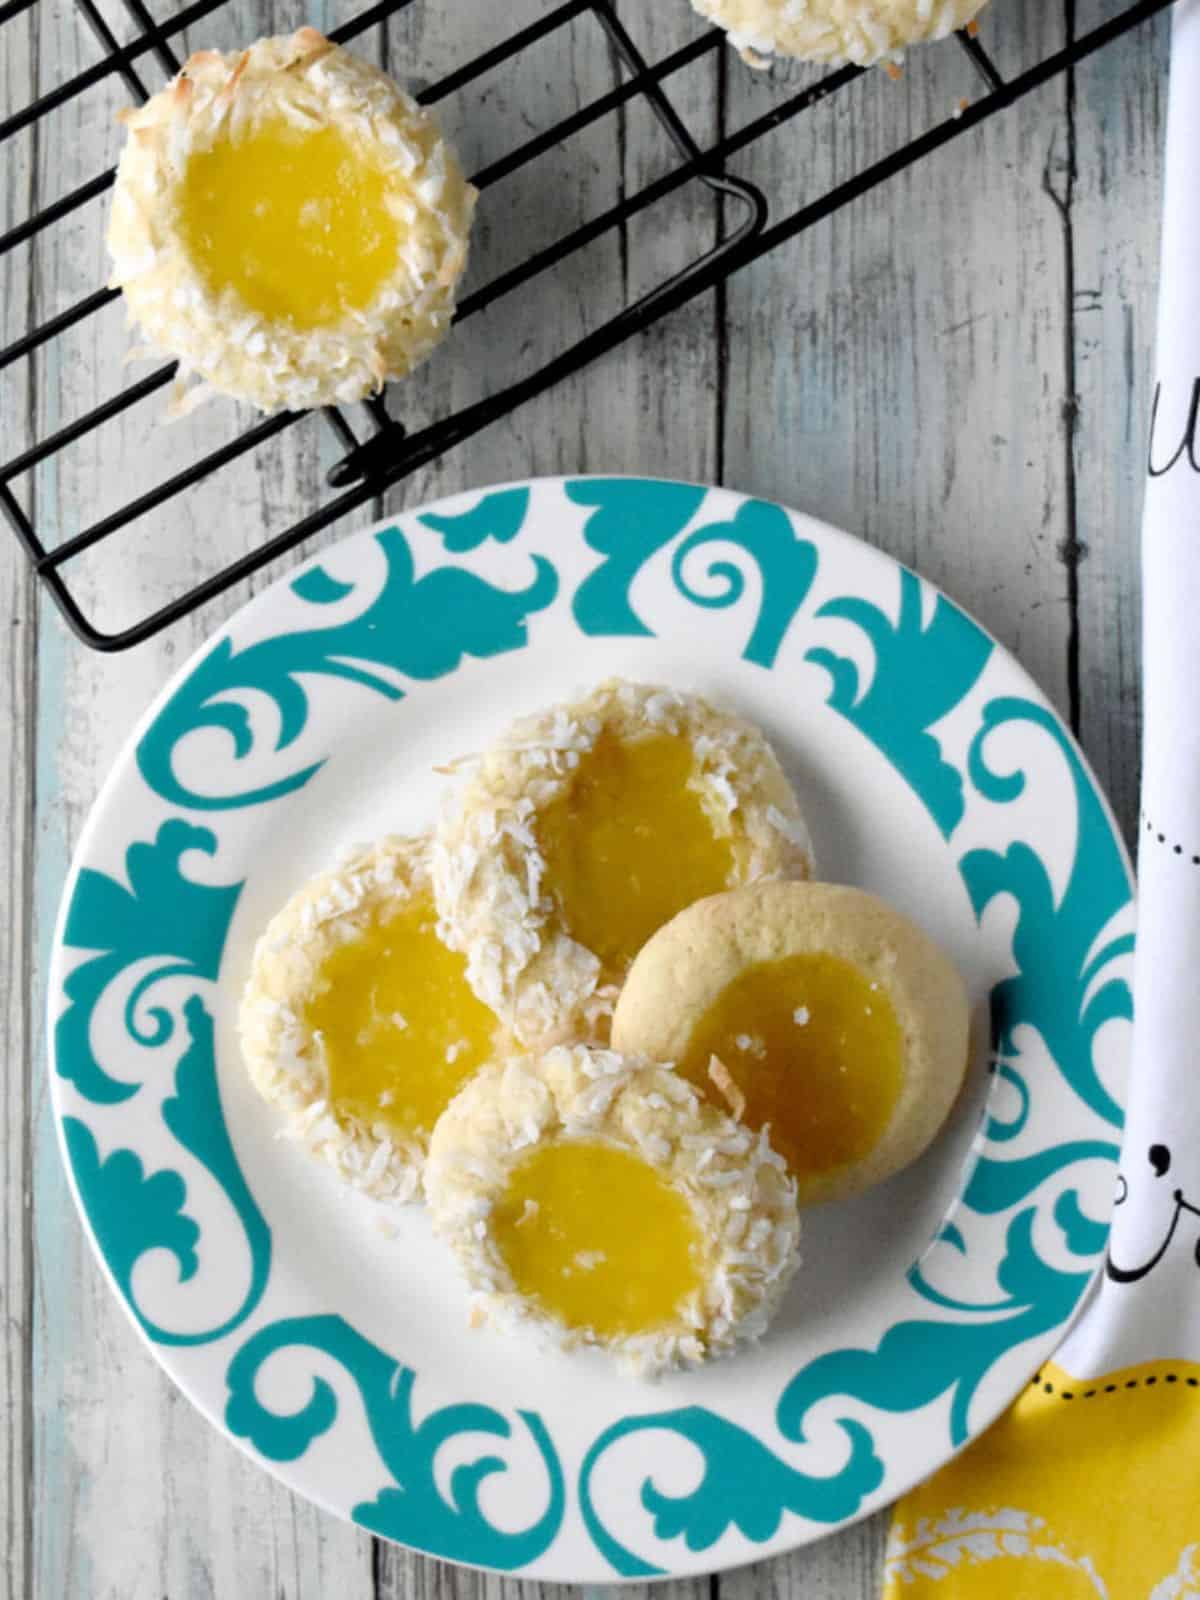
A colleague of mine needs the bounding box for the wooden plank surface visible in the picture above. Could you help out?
[1,13,35,1600]
[0,0,1163,1596]
[1072,0,1167,841]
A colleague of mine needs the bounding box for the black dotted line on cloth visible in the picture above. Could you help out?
[1031,1370,1200,1400]
[1143,814,1200,865]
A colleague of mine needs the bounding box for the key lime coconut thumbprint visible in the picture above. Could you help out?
[239,836,506,1203]
[424,1044,801,1375]
[612,881,970,1206]
[693,0,992,67]
[107,30,476,413]
[432,681,813,1047]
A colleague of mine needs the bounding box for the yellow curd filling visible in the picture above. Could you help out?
[491,1141,705,1337]
[304,893,497,1140]
[178,117,402,328]
[536,731,734,979]
[678,952,903,1178]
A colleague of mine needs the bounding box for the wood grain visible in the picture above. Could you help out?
[1,2,40,1593]
[0,14,35,1600]
[1071,0,1166,842]
[0,0,1164,1595]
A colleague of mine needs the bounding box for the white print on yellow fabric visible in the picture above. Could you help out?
[1149,1546,1200,1600]
[884,1508,1107,1596]
[883,1360,1200,1599]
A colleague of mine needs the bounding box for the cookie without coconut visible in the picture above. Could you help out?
[432,680,813,1047]
[611,880,970,1205]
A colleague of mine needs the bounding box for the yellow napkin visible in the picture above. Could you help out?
[885,1360,1200,1595]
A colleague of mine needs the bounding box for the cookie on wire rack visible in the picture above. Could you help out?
[691,0,991,68]
[107,29,476,414]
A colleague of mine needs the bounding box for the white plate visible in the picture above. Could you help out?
[48,476,1134,1581]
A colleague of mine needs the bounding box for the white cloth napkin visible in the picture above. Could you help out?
[1061,0,1200,1378]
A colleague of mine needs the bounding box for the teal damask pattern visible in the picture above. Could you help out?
[137,527,557,811]
[670,500,817,669]
[226,1314,565,1568]
[580,1407,884,1578]
[961,696,1132,1132]
[56,819,240,1105]
[570,479,706,636]
[56,821,270,1344]
[63,997,271,1346]
[806,569,994,838]
[64,1116,200,1320]
[569,480,816,667]
[779,1211,1094,1453]
[419,487,531,552]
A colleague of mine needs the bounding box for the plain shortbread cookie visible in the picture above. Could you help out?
[611,880,970,1204]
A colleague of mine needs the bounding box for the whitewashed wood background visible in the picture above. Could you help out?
[0,0,1165,1594]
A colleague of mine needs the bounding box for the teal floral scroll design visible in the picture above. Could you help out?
[569,480,817,667]
[64,1114,199,1318]
[570,479,706,637]
[579,1405,884,1578]
[56,821,269,1342]
[960,696,1133,1131]
[907,1072,1118,1313]
[227,1315,565,1569]
[137,527,558,811]
[419,487,531,552]
[63,993,270,1344]
[62,1001,270,1344]
[777,1208,1093,1461]
[671,500,818,668]
[55,819,240,1105]
[805,569,993,838]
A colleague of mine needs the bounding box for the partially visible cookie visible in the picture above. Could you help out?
[238,835,505,1203]
[691,0,991,68]
[432,680,812,1047]
[611,880,969,1206]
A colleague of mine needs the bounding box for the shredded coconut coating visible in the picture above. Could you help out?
[431,680,813,1047]
[239,834,466,1204]
[424,1044,802,1376]
[107,30,477,413]
[692,0,990,67]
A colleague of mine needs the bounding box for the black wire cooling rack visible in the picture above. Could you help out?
[0,0,1175,650]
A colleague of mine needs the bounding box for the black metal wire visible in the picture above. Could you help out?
[0,0,226,141]
[0,0,1174,651]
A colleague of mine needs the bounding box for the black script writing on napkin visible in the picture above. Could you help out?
[1148,379,1200,477]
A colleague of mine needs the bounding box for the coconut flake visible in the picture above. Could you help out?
[707,1054,747,1122]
